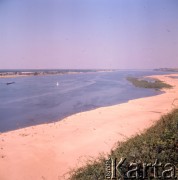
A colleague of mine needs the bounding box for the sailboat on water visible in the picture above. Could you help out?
[56,82,59,86]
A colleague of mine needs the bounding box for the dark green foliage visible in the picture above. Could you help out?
[126,77,172,89]
[69,109,178,179]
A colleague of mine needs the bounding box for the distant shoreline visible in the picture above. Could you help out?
[0,69,114,78]
[1,68,178,78]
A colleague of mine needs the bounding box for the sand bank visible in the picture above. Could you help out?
[0,75,31,78]
[0,74,178,180]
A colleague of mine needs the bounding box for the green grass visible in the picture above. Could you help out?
[69,109,178,179]
[126,77,172,89]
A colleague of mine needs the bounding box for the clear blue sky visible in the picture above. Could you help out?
[0,0,178,69]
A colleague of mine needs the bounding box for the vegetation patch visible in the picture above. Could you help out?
[126,77,172,89]
[69,109,178,179]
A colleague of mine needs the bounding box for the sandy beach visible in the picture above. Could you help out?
[0,74,178,180]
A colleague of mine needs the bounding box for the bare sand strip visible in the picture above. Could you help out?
[0,74,178,180]
[0,75,32,78]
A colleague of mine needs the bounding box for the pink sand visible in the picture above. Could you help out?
[0,74,178,180]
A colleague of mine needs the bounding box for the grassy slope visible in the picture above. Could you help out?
[69,109,178,179]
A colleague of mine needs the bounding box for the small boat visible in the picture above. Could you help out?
[6,82,15,85]
[56,82,59,86]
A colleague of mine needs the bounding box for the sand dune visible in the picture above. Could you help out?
[0,74,178,180]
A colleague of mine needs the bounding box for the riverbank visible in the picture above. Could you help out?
[0,69,114,78]
[0,74,178,180]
